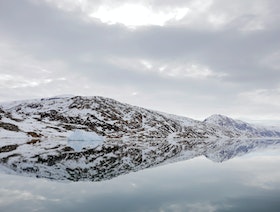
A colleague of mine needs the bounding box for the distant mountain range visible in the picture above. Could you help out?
[1,95,280,139]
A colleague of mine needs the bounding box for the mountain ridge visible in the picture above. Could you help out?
[203,114,280,138]
[0,95,280,140]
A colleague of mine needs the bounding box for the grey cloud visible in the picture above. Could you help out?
[2,0,279,82]
[0,0,279,119]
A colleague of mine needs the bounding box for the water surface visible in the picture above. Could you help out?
[1,139,280,212]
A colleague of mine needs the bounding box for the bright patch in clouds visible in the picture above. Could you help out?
[156,63,227,79]
[108,57,226,79]
[91,4,189,27]
[0,74,54,88]
[141,60,153,70]
[208,14,229,27]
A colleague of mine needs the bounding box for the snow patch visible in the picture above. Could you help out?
[67,130,104,151]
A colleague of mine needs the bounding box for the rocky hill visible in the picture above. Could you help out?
[1,95,279,140]
[204,114,280,138]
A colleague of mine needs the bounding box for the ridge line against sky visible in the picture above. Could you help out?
[0,0,279,121]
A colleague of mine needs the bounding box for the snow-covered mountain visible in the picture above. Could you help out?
[1,95,280,181]
[1,95,279,140]
[204,114,280,138]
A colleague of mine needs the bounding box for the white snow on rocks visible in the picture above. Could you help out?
[67,130,104,151]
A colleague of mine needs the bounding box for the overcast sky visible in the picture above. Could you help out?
[0,0,279,121]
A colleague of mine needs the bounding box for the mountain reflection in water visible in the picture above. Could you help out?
[1,138,280,182]
[1,139,280,212]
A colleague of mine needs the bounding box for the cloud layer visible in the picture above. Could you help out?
[0,0,279,120]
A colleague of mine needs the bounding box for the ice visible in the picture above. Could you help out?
[67,130,104,151]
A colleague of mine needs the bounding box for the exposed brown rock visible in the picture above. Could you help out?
[27,131,42,138]
[26,139,41,144]
[0,144,19,153]
[0,122,20,132]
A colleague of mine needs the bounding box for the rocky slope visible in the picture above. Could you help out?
[0,95,279,140]
[204,114,280,138]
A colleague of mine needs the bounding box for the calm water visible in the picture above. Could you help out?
[1,141,280,212]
